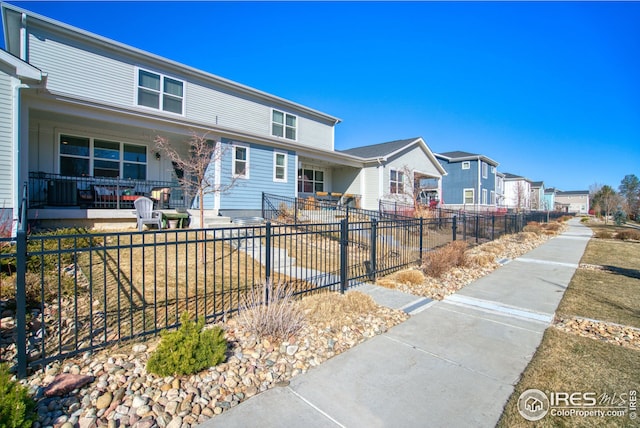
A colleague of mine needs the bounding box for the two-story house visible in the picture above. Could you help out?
[503,173,531,212]
[434,151,499,212]
[555,190,589,214]
[529,181,546,211]
[0,4,443,228]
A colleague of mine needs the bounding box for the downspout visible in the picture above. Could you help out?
[477,156,481,210]
[20,13,28,61]
[12,82,29,237]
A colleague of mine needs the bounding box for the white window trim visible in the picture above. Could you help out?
[463,188,474,204]
[490,190,496,205]
[482,188,488,205]
[482,162,488,179]
[390,168,405,194]
[232,144,250,179]
[491,166,496,174]
[58,132,147,179]
[462,161,471,170]
[271,109,298,141]
[135,67,185,116]
[273,151,288,183]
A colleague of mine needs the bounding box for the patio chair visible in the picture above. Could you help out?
[134,197,163,231]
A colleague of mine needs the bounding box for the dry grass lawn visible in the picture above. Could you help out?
[498,227,640,427]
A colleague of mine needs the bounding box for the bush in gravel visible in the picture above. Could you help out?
[395,269,425,286]
[238,280,306,341]
[615,229,640,241]
[422,241,468,278]
[523,222,543,235]
[0,363,37,428]
[146,312,227,376]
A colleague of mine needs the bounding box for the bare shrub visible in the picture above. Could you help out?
[514,231,538,242]
[541,222,561,232]
[523,222,543,235]
[394,269,425,286]
[422,241,468,278]
[615,229,640,241]
[238,280,306,341]
[595,230,613,239]
[467,253,496,268]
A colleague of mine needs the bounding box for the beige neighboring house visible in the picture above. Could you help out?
[554,190,589,214]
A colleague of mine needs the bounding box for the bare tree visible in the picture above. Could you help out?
[514,181,528,213]
[154,132,237,232]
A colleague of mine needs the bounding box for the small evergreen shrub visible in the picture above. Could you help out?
[580,217,590,223]
[613,209,627,226]
[146,312,227,376]
[0,363,37,428]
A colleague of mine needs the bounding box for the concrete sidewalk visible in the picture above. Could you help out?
[200,218,592,428]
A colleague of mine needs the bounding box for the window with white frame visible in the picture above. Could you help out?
[59,134,147,179]
[390,169,405,194]
[137,69,184,114]
[463,188,474,204]
[491,166,496,174]
[482,162,488,178]
[482,189,488,205]
[490,191,496,205]
[272,110,297,140]
[273,152,287,182]
[298,168,324,193]
[462,161,470,170]
[232,145,249,178]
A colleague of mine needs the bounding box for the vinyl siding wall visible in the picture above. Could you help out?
[361,166,381,211]
[439,159,496,206]
[0,71,14,210]
[217,138,296,211]
[26,26,335,151]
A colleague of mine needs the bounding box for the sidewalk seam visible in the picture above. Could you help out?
[287,387,346,427]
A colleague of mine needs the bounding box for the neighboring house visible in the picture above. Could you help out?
[0,4,442,228]
[529,181,546,211]
[434,151,499,212]
[555,190,589,214]
[503,173,531,212]
[339,138,446,210]
[495,171,506,209]
[543,187,557,213]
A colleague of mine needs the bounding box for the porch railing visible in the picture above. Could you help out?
[28,172,189,210]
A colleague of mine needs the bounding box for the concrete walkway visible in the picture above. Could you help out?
[199,218,592,428]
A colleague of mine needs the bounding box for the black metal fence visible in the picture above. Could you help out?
[4,189,567,377]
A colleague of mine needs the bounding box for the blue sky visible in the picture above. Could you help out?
[3,1,639,191]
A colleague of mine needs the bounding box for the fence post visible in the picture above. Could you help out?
[463,213,467,241]
[491,214,495,241]
[475,214,479,243]
[369,219,377,281]
[265,222,272,297]
[294,198,298,226]
[16,225,27,378]
[340,219,348,294]
[452,215,457,241]
[418,217,424,261]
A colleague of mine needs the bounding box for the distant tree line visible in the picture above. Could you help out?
[590,174,639,223]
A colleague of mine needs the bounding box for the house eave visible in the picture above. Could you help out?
[0,48,43,81]
[1,2,341,125]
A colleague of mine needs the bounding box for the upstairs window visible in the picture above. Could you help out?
[482,162,488,178]
[390,169,405,194]
[462,161,471,170]
[272,110,297,140]
[137,69,184,114]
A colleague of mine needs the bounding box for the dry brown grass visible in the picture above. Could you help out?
[300,290,378,326]
[394,269,425,286]
[499,227,640,427]
[498,329,640,428]
[615,229,640,241]
[422,240,468,278]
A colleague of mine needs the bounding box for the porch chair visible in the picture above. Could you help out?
[134,197,163,231]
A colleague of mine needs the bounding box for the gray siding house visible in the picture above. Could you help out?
[435,151,500,211]
[0,4,443,228]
